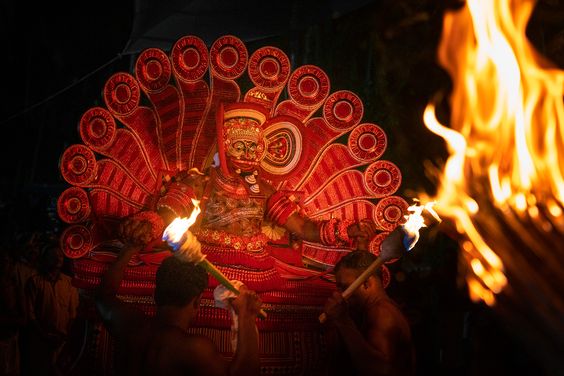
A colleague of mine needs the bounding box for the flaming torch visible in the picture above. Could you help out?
[162,199,267,319]
[402,200,441,250]
[422,0,563,370]
[319,202,439,323]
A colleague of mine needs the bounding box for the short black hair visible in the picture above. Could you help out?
[154,256,208,307]
[334,250,382,278]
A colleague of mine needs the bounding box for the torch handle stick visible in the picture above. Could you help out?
[200,259,268,319]
[319,257,385,323]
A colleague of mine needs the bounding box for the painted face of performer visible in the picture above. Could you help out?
[226,138,260,175]
[220,105,268,177]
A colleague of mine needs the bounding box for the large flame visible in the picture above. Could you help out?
[424,0,564,306]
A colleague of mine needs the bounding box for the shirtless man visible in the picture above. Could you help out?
[95,219,262,376]
[324,250,415,376]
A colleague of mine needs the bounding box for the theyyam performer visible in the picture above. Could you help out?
[57,34,413,374]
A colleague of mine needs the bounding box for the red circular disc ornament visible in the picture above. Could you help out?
[171,35,209,82]
[79,107,116,150]
[210,35,248,79]
[103,73,140,116]
[374,196,409,231]
[248,46,290,91]
[135,48,172,93]
[60,225,93,259]
[287,65,330,108]
[364,160,402,198]
[348,123,387,162]
[57,187,91,224]
[60,144,98,186]
[323,90,364,131]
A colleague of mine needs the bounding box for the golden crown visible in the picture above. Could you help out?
[224,117,261,143]
[222,105,267,144]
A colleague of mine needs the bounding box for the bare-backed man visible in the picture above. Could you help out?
[324,250,415,376]
[96,219,262,376]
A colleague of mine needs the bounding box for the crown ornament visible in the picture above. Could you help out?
[223,117,262,145]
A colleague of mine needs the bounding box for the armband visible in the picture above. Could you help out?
[157,181,196,218]
[336,219,354,245]
[320,218,354,247]
[265,191,299,226]
[320,218,338,246]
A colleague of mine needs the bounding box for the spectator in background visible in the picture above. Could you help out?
[23,239,79,375]
[0,245,26,376]
[0,230,44,376]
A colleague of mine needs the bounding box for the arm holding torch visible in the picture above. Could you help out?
[319,226,407,324]
[319,201,439,323]
[96,218,151,333]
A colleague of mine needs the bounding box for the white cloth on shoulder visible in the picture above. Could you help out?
[213,280,244,351]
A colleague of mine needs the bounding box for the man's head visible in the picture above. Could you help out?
[155,256,208,309]
[334,251,383,307]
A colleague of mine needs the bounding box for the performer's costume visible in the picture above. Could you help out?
[57,35,408,375]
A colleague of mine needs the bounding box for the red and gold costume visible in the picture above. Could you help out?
[57,35,408,374]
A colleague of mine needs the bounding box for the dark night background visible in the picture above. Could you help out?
[1,0,563,375]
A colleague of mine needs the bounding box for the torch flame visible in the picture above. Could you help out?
[402,201,441,250]
[424,0,563,305]
[162,199,201,245]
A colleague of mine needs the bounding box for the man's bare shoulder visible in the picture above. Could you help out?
[144,327,228,375]
[161,328,216,348]
[367,298,410,331]
[113,325,223,376]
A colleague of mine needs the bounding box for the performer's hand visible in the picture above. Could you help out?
[347,219,378,250]
[119,211,165,250]
[323,291,349,322]
[119,217,152,247]
[231,285,262,319]
[347,219,378,239]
